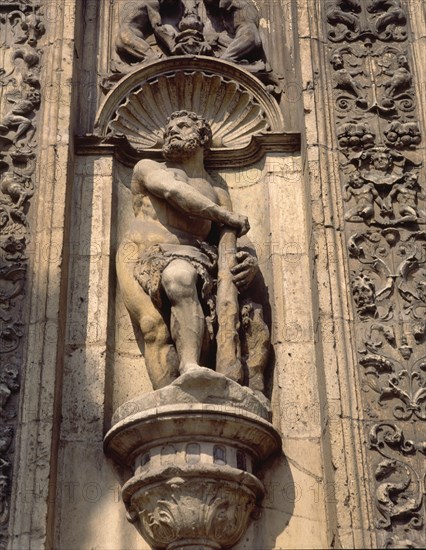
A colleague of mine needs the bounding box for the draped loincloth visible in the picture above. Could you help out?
[134,242,218,339]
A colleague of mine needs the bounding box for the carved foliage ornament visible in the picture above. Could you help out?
[0,1,44,545]
[132,477,257,549]
[326,0,407,43]
[369,423,425,543]
[327,0,425,546]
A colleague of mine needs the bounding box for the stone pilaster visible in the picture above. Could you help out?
[296,0,426,546]
[2,1,79,548]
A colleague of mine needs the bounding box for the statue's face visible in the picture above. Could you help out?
[397,55,407,67]
[350,175,364,188]
[162,115,203,161]
[164,116,200,146]
[353,278,374,306]
[372,152,391,171]
[331,54,343,68]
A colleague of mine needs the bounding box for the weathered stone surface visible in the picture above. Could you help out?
[105,369,280,550]
[112,367,271,424]
[115,108,270,395]
[110,0,281,94]
[5,0,425,549]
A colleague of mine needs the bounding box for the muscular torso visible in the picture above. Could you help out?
[122,162,220,254]
[351,185,373,199]
[396,188,416,205]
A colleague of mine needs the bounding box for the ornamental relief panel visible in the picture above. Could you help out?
[0,1,44,547]
[326,0,425,547]
[102,0,282,96]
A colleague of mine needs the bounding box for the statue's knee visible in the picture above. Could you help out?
[162,263,197,301]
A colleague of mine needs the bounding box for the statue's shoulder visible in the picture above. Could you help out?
[133,158,166,177]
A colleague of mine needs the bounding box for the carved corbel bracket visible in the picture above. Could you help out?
[104,368,281,549]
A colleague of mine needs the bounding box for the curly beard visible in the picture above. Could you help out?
[162,135,201,162]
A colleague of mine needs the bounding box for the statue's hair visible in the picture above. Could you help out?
[370,146,392,160]
[165,110,213,150]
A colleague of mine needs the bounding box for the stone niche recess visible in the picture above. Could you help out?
[96,54,295,549]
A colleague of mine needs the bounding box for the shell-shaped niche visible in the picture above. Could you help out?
[95,57,284,152]
[110,71,268,150]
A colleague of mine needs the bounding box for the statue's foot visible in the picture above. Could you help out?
[179,362,203,375]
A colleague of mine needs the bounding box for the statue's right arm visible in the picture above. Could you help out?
[132,160,249,236]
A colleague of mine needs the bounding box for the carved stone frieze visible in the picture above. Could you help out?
[360,324,426,421]
[326,0,407,43]
[348,230,426,320]
[326,0,425,546]
[0,1,44,545]
[106,0,282,95]
[369,423,425,546]
[331,45,416,117]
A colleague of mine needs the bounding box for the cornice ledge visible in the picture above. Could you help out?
[75,132,301,169]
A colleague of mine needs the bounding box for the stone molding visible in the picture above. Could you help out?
[75,132,301,169]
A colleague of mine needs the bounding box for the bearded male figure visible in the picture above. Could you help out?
[116,111,261,390]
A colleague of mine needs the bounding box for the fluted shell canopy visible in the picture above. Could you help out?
[95,57,284,152]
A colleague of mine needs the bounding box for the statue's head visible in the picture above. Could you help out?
[162,111,213,161]
[370,147,392,171]
[330,53,343,69]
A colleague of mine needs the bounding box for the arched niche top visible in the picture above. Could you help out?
[94,56,285,152]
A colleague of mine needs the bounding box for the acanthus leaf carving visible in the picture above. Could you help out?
[133,476,256,549]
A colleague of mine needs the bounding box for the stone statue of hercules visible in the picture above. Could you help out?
[116,111,258,390]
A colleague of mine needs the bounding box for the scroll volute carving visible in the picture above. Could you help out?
[327,0,407,43]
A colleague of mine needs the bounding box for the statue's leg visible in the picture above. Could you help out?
[221,23,262,62]
[398,204,417,223]
[161,259,205,374]
[116,250,179,389]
